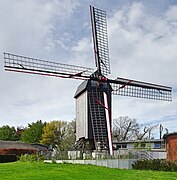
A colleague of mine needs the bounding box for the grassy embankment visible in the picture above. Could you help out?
[0,162,177,180]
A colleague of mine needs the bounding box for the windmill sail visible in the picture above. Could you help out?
[90,5,110,76]
[109,77,172,101]
[4,52,93,80]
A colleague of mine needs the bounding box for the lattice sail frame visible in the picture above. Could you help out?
[4,53,93,79]
[90,5,110,76]
[109,77,172,101]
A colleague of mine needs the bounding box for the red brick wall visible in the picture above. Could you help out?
[166,134,177,161]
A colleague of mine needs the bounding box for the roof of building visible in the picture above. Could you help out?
[30,143,48,148]
[163,132,177,139]
[0,141,48,151]
[30,143,48,151]
[113,139,164,144]
[0,141,37,150]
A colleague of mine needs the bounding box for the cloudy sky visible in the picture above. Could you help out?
[0,0,177,136]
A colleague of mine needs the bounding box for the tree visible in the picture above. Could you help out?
[64,120,76,150]
[113,116,157,141]
[21,120,45,143]
[113,116,140,141]
[40,120,76,151]
[0,125,18,141]
[16,126,26,140]
[136,124,158,140]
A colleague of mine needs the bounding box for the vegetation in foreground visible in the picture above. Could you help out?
[0,162,177,180]
[133,159,177,172]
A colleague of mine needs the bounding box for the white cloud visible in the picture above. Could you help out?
[165,5,177,21]
[127,2,145,27]
[108,2,177,85]
[72,37,91,52]
[0,0,80,57]
[108,2,177,133]
[69,37,94,68]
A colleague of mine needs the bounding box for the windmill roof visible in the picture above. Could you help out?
[74,80,89,98]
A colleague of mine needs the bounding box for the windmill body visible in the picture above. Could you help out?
[74,78,112,153]
[4,5,172,156]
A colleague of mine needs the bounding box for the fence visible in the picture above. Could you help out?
[45,149,166,161]
[44,149,166,169]
[44,159,136,169]
[113,149,166,160]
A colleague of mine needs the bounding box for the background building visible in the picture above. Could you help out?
[163,132,177,161]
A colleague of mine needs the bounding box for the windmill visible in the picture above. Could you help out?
[4,6,172,156]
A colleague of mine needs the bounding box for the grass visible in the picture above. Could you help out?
[0,162,177,180]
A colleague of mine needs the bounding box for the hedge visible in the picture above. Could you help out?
[0,154,17,163]
[132,159,177,172]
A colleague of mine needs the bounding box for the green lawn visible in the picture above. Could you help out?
[0,162,177,180]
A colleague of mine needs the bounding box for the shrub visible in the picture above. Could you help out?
[0,154,17,163]
[19,154,44,162]
[132,159,177,171]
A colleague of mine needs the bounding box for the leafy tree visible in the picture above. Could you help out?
[21,120,45,143]
[16,126,26,140]
[0,125,18,141]
[40,120,76,151]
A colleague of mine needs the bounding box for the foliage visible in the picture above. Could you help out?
[0,148,36,156]
[19,154,44,162]
[132,159,177,171]
[16,126,26,140]
[21,120,45,143]
[0,125,18,141]
[133,142,151,150]
[40,120,76,151]
[40,120,66,148]
[1,162,177,179]
[0,154,17,163]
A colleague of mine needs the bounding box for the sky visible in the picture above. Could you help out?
[0,0,177,137]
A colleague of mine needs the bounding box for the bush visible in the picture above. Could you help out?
[132,159,177,171]
[0,154,17,163]
[19,154,44,162]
